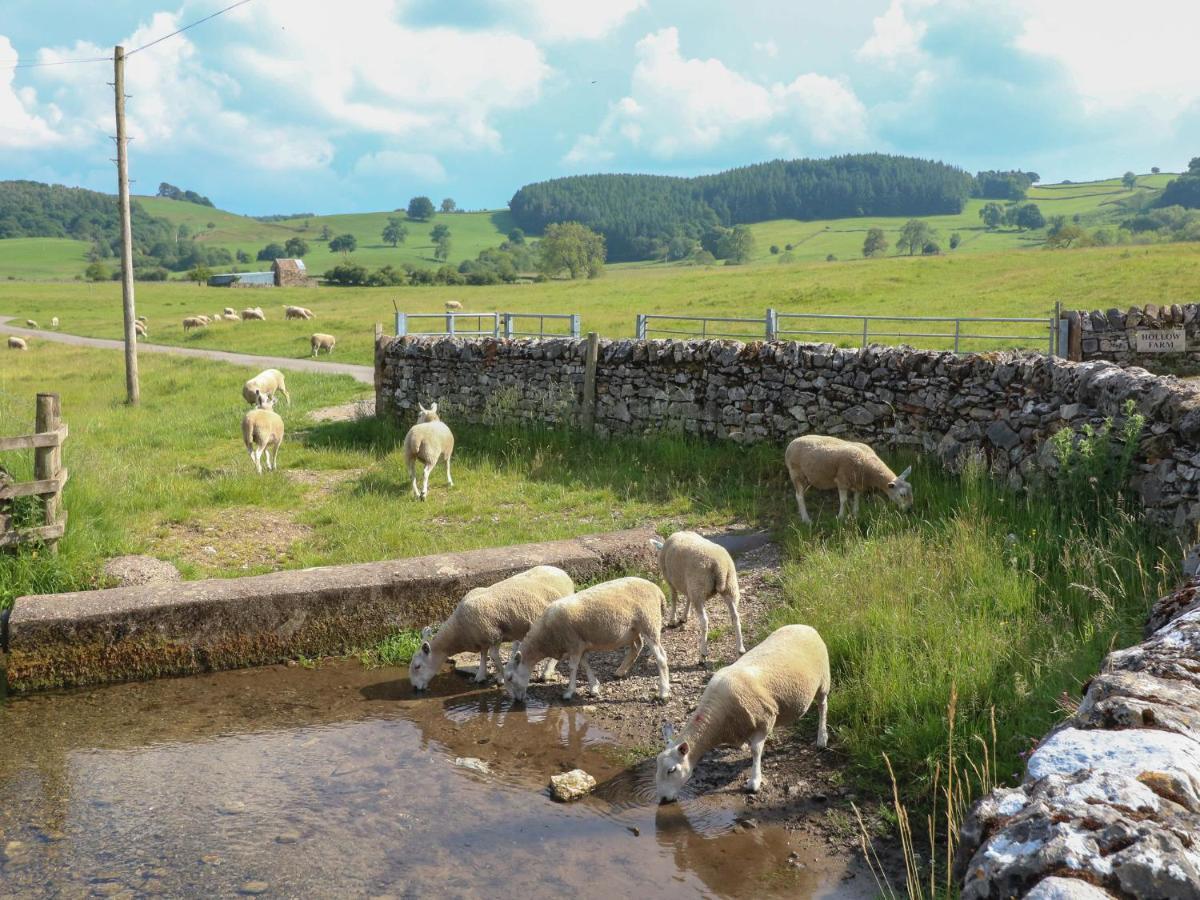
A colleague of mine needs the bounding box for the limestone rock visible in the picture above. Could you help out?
[102,555,181,587]
[453,757,490,775]
[550,768,596,801]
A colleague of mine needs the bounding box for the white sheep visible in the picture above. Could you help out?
[242,369,291,407]
[651,531,746,663]
[182,316,207,332]
[403,402,454,501]
[242,389,284,474]
[785,435,912,524]
[25,319,38,328]
[196,314,211,324]
[50,317,59,329]
[137,315,148,324]
[8,336,28,350]
[223,307,236,316]
[409,565,576,690]
[310,332,336,357]
[222,313,240,322]
[656,624,829,801]
[285,305,314,320]
[445,300,463,311]
[241,307,265,321]
[134,321,147,338]
[503,576,671,702]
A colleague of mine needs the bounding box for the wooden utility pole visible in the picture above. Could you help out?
[113,45,140,405]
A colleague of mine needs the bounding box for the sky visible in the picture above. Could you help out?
[2,0,1199,215]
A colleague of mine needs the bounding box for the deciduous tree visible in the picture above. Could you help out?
[407,196,435,220]
[862,227,889,257]
[536,221,606,279]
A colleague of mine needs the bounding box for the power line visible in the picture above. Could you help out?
[0,0,254,69]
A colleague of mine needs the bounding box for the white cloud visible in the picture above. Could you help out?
[753,39,779,59]
[567,27,867,164]
[856,0,929,68]
[353,150,446,182]
[498,0,645,42]
[0,36,65,149]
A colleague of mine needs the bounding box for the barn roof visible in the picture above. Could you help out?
[272,258,306,274]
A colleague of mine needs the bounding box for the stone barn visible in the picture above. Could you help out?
[272,258,307,287]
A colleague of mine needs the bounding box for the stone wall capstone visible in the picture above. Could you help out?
[378,335,1200,533]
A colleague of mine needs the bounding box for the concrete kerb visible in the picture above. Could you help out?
[3,528,658,693]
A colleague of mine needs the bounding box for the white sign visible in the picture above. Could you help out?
[1133,329,1186,353]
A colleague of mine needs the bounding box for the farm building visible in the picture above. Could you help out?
[272,258,307,286]
[206,259,308,288]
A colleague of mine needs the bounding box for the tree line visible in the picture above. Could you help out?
[155,182,214,207]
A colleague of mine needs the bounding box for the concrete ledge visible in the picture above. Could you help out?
[5,528,657,692]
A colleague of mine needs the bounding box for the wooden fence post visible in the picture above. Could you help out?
[582,331,600,432]
[34,393,62,554]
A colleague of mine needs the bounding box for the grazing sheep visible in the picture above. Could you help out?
[241,390,284,474]
[785,434,913,524]
[8,336,28,350]
[403,402,454,501]
[284,305,314,320]
[241,307,266,321]
[409,565,576,690]
[445,300,463,311]
[50,316,59,329]
[222,313,240,322]
[137,315,147,324]
[503,576,671,702]
[651,531,746,663]
[134,321,147,338]
[25,319,38,328]
[223,307,235,316]
[242,369,291,407]
[310,332,336,356]
[196,314,211,324]
[182,316,207,332]
[656,624,829,801]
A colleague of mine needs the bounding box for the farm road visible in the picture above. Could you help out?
[0,316,373,384]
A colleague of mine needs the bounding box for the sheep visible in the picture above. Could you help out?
[310,332,336,357]
[241,307,265,321]
[134,321,147,338]
[445,300,463,311]
[223,307,235,316]
[50,316,59,329]
[242,389,284,474]
[403,402,454,501]
[651,531,746,663]
[284,305,314,320]
[136,315,147,324]
[8,336,28,350]
[784,434,913,524]
[222,313,240,322]
[196,314,211,324]
[409,565,576,690]
[182,316,207,332]
[242,369,291,407]
[25,319,38,328]
[656,624,829,801]
[503,576,671,702]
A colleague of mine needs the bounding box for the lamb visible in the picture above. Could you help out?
[445,300,463,311]
[784,434,913,524]
[241,389,284,474]
[310,332,336,356]
[656,624,829,801]
[284,305,314,320]
[651,531,746,663]
[182,316,207,331]
[134,321,147,338]
[503,576,671,702]
[409,565,576,690]
[50,317,59,329]
[241,307,266,321]
[242,369,291,407]
[403,402,454,501]
[25,319,38,328]
[8,336,28,350]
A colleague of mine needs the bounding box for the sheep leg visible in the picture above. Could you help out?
[615,634,643,677]
[726,592,747,655]
[280,385,291,406]
[746,729,769,793]
[534,657,557,682]
[563,651,583,700]
[852,492,860,517]
[815,688,829,748]
[408,458,420,498]
[487,645,504,682]
[421,462,433,501]
[444,454,453,487]
[580,655,602,697]
[795,485,812,524]
[648,638,670,700]
[697,599,711,663]
[248,447,262,475]
[474,646,490,683]
[677,592,691,625]
[667,586,680,626]
[836,486,849,519]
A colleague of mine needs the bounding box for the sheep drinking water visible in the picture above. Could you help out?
[409,566,576,690]
[503,576,671,702]
[784,434,912,523]
[656,624,829,801]
[241,390,284,474]
[652,531,746,663]
[403,402,454,501]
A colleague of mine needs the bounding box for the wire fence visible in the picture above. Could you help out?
[395,312,581,339]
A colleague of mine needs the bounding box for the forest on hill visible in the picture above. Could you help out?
[509,154,976,260]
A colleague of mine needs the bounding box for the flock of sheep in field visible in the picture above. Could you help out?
[404,405,915,801]
[182,304,337,358]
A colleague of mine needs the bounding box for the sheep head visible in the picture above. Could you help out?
[503,647,532,702]
[416,402,440,424]
[885,465,914,511]
[408,628,437,691]
[655,721,694,803]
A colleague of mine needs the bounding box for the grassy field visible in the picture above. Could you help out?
[0,239,90,280]
[4,240,1200,363]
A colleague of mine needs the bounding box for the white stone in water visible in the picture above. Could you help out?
[550,769,596,802]
[1027,728,1200,786]
[1026,876,1119,900]
[454,757,490,775]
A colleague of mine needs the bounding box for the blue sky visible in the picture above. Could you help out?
[2,0,1198,215]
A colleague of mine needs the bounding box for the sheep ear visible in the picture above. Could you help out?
[429,402,437,413]
[420,625,433,640]
[418,402,428,413]
[676,741,690,758]
[650,538,664,551]
[898,465,912,481]
[420,641,431,655]
[512,650,522,666]
[662,721,675,744]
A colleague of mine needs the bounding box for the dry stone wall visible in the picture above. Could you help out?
[378,335,1200,532]
[1064,302,1200,366]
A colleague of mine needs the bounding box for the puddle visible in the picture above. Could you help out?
[0,660,869,898]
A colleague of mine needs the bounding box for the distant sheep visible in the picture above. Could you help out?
[409,565,576,690]
[656,624,829,801]
[310,332,336,356]
[195,315,211,324]
[8,336,28,350]
[182,316,207,332]
[241,307,265,321]
[242,390,284,474]
[284,305,314,320]
[785,435,912,523]
[223,307,235,316]
[136,315,147,324]
[50,317,59,329]
[652,531,746,663]
[403,402,454,501]
[25,319,38,328]
[445,300,463,311]
[134,321,147,338]
[242,369,291,407]
[504,576,671,702]
[222,313,240,322]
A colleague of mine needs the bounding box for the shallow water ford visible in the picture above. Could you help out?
[0,660,869,898]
